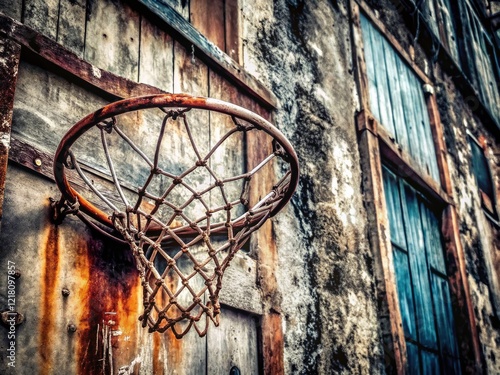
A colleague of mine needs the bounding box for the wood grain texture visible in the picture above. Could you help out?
[356,0,430,85]
[0,36,21,233]
[0,0,22,19]
[206,307,259,373]
[190,0,225,51]
[225,0,241,64]
[85,0,140,81]
[139,16,175,92]
[23,0,59,40]
[426,91,483,373]
[137,0,278,108]
[57,0,86,57]
[0,14,165,99]
[355,111,407,374]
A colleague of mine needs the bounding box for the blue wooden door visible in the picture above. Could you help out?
[383,167,461,374]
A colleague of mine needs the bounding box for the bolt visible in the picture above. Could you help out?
[34,158,42,167]
[13,269,21,279]
[62,288,70,297]
[67,324,77,333]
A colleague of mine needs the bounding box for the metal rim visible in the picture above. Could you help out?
[53,93,299,231]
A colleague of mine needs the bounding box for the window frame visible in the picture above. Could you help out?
[467,131,500,222]
[350,1,483,373]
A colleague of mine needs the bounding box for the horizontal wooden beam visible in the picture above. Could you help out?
[136,0,278,109]
[356,110,452,206]
[0,12,165,100]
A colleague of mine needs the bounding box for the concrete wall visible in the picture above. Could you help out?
[241,1,385,373]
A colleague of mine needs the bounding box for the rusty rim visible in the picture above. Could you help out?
[53,93,299,235]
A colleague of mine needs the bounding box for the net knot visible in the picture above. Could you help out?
[96,117,116,133]
[196,160,207,167]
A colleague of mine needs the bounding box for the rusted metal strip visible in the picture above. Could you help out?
[0,36,21,233]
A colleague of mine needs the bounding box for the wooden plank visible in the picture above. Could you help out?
[219,253,262,315]
[420,203,446,274]
[430,273,460,359]
[436,0,460,63]
[23,0,59,40]
[0,14,166,99]
[401,64,425,172]
[136,0,278,109]
[355,0,431,85]
[0,36,21,233]
[163,0,189,20]
[413,80,440,181]
[425,76,483,374]
[392,247,417,341]
[244,97,284,373]
[384,40,409,152]
[421,0,440,38]
[382,166,407,249]
[420,349,440,375]
[349,2,370,112]
[405,341,420,374]
[359,13,381,123]
[206,307,259,374]
[12,60,108,155]
[84,0,140,81]
[355,112,407,373]
[400,182,438,350]
[139,16,175,92]
[378,121,451,205]
[225,0,241,64]
[369,19,395,137]
[57,0,86,57]
[0,0,22,19]
[190,0,225,51]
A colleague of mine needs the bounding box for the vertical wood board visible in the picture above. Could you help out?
[207,307,259,374]
[85,0,140,81]
[57,0,86,57]
[23,0,59,40]
[400,182,438,350]
[190,0,225,51]
[139,16,175,92]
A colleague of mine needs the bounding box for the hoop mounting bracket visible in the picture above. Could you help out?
[49,196,80,225]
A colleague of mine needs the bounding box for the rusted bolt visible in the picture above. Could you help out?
[67,324,77,333]
[34,158,42,167]
[13,269,21,279]
[1,311,24,326]
[61,288,70,297]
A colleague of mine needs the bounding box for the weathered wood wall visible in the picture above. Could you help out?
[0,0,273,373]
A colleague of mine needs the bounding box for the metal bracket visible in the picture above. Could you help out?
[49,196,80,225]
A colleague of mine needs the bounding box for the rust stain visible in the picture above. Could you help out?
[75,236,140,375]
[39,224,61,375]
[152,332,162,373]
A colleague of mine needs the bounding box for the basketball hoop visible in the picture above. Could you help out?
[52,94,299,338]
